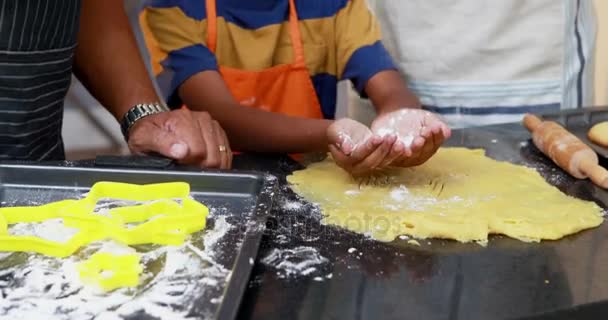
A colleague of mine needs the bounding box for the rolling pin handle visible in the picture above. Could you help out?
[523,113,542,132]
[580,157,608,189]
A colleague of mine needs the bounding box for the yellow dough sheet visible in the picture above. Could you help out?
[287,148,604,243]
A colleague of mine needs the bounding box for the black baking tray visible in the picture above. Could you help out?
[539,106,608,158]
[0,164,277,320]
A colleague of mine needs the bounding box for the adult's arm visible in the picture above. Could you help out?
[72,0,231,168]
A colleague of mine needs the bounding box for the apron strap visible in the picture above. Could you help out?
[205,0,218,53]
[287,0,306,67]
[205,0,305,67]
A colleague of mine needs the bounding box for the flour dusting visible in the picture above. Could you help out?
[383,185,466,212]
[390,185,410,202]
[261,246,328,278]
[282,200,304,211]
[9,218,79,243]
[0,204,234,320]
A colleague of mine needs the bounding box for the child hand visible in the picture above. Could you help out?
[327,118,398,176]
[371,109,451,167]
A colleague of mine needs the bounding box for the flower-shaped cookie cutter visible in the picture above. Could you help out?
[77,252,142,292]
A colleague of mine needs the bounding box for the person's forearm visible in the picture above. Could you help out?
[73,0,159,121]
[365,70,421,115]
[206,104,332,153]
[179,71,331,153]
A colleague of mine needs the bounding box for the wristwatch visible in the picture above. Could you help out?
[120,103,170,140]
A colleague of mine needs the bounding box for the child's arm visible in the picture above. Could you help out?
[334,0,450,168]
[179,70,328,153]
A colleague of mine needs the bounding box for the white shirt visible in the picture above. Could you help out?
[370,0,596,128]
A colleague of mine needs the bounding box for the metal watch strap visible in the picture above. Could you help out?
[120,103,170,140]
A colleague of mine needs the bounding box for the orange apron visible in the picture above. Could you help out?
[205,0,324,119]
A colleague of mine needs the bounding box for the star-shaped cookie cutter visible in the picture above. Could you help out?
[0,181,209,258]
[0,200,107,258]
[106,198,208,245]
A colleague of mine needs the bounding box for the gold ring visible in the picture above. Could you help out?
[219,145,227,152]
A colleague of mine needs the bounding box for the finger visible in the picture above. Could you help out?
[218,124,233,169]
[379,135,403,167]
[419,124,433,139]
[128,116,190,160]
[327,129,355,156]
[441,123,452,139]
[349,135,383,164]
[432,128,445,147]
[329,144,355,172]
[169,109,209,164]
[351,138,394,175]
[197,115,221,168]
[214,121,231,169]
[427,114,451,139]
[409,136,426,156]
[339,137,355,156]
[398,136,426,167]
[408,133,442,167]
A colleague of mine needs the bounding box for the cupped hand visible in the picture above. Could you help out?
[127,108,232,169]
[371,109,451,167]
[326,118,398,177]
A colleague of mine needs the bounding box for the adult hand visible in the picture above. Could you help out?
[327,118,398,177]
[127,108,232,169]
[371,109,451,167]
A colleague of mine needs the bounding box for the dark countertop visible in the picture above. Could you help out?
[233,123,608,320]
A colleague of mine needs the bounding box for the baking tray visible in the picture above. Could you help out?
[0,164,277,320]
[539,106,608,158]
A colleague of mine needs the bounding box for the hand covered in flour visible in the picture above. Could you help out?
[371,109,451,167]
[327,118,400,176]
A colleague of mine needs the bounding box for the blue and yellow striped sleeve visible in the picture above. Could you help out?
[335,0,397,94]
[140,3,217,104]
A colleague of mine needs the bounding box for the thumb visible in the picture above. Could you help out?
[129,125,189,160]
[328,119,373,155]
[327,125,355,155]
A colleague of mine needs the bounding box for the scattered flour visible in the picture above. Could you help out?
[0,208,234,320]
[282,200,304,211]
[385,184,466,212]
[9,218,79,243]
[261,246,328,278]
[389,185,410,202]
[344,190,361,196]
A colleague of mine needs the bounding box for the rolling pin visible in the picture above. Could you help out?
[523,113,608,188]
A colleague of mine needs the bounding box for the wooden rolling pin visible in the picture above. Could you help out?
[523,113,608,188]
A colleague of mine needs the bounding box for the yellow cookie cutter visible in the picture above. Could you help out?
[83,182,191,203]
[77,252,142,292]
[106,198,208,245]
[0,200,107,258]
[0,182,208,258]
[0,212,6,234]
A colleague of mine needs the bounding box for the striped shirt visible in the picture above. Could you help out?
[372,0,596,128]
[139,0,397,119]
[0,0,80,161]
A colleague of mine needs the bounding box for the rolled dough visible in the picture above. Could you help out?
[287,148,604,243]
[588,122,608,147]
